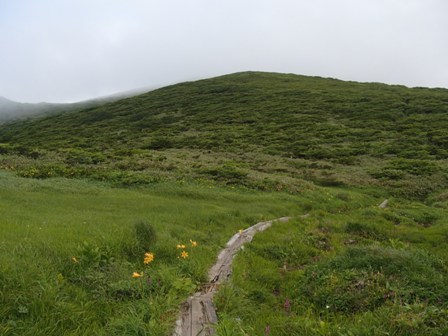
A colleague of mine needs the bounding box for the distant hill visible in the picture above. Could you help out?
[0,96,61,121]
[1,71,448,198]
[0,87,151,122]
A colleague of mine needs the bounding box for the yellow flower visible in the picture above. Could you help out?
[190,240,198,247]
[176,244,186,249]
[239,229,243,235]
[180,250,188,259]
[71,256,79,263]
[132,272,143,278]
[144,252,154,264]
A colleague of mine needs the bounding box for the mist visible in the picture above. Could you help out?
[0,0,446,103]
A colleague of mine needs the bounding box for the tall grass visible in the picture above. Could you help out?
[0,171,300,335]
[215,188,448,335]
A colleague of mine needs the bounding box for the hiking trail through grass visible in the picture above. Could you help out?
[173,217,290,336]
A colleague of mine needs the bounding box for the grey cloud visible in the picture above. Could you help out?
[0,0,446,103]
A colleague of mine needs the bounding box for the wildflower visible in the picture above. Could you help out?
[239,229,243,235]
[190,240,197,247]
[132,272,143,278]
[176,244,186,249]
[180,250,188,259]
[71,256,79,263]
[144,252,154,264]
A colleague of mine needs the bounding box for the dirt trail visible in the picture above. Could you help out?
[172,217,290,336]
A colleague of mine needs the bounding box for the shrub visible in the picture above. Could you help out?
[370,168,406,180]
[16,164,66,179]
[389,159,438,176]
[199,165,248,184]
[413,211,439,227]
[64,149,106,165]
[143,137,174,150]
[299,245,448,313]
[134,221,157,252]
[0,143,14,154]
[345,221,385,240]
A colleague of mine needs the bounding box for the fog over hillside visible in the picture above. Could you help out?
[0,96,59,121]
[0,86,153,122]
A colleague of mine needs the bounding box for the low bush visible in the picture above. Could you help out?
[134,221,157,253]
[345,221,386,240]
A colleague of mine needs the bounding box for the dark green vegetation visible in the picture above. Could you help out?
[1,72,448,198]
[0,72,447,335]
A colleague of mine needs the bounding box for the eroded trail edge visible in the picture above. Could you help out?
[172,217,291,336]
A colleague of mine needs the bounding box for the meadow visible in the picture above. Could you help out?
[1,72,447,335]
[2,169,447,335]
[215,192,448,335]
[0,171,302,335]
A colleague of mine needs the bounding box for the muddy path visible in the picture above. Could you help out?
[172,217,290,336]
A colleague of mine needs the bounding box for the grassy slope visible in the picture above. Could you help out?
[0,72,447,335]
[216,196,448,335]
[1,71,448,198]
[0,171,300,335]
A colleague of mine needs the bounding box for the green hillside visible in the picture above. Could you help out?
[1,72,448,335]
[1,71,448,198]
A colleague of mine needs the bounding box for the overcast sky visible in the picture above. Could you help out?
[0,0,446,103]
